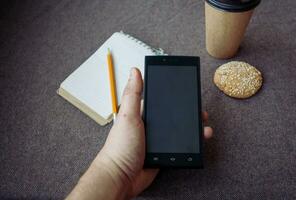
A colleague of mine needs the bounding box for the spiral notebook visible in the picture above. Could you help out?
[58,31,165,125]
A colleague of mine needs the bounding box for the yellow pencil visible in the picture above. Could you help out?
[107,48,118,120]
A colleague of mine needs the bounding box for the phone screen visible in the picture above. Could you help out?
[145,65,200,154]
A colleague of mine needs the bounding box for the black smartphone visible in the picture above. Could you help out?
[143,56,203,168]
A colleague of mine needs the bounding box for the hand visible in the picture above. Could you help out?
[98,68,213,198]
[67,68,213,200]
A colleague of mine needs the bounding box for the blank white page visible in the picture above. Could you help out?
[60,32,160,119]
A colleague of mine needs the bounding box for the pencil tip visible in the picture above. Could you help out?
[107,48,111,54]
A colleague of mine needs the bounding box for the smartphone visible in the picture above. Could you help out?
[143,56,203,168]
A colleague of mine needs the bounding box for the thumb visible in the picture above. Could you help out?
[118,68,143,118]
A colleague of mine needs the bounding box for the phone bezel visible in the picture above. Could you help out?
[143,56,203,168]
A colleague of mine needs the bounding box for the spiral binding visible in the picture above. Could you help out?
[119,31,165,55]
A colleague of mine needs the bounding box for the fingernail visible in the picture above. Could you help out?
[130,68,135,79]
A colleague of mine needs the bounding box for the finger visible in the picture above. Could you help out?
[202,111,209,122]
[118,68,143,118]
[203,126,213,139]
[130,169,159,196]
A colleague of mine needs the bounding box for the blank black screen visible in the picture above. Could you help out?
[145,65,200,153]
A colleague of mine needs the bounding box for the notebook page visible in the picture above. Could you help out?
[61,32,157,119]
[110,33,157,106]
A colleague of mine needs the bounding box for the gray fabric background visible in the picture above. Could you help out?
[0,0,295,199]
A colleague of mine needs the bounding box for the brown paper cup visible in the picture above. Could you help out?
[205,2,254,59]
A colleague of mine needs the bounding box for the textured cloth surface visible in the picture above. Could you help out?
[0,0,296,199]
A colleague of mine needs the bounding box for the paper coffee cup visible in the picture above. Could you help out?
[205,0,261,59]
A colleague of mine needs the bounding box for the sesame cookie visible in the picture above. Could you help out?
[214,61,263,99]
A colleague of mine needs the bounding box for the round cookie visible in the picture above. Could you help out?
[214,61,263,99]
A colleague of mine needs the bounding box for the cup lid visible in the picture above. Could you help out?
[205,0,261,12]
